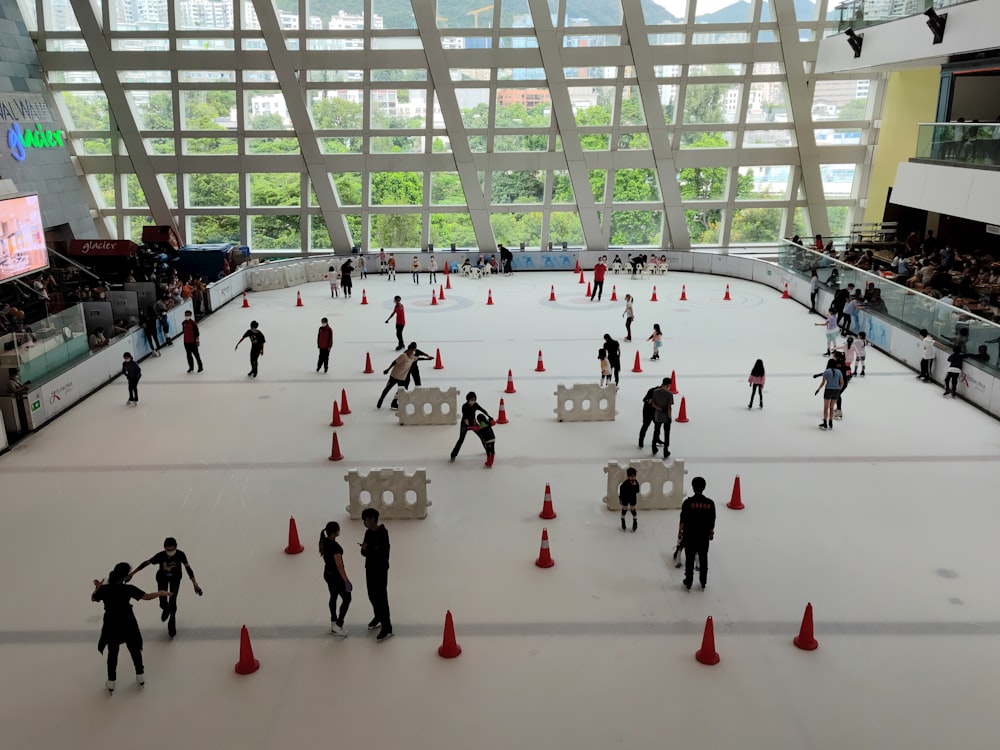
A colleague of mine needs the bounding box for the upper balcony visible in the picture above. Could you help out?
[817,0,997,74]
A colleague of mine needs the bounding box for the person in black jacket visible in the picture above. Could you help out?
[638,385,656,449]
[92,562,171,693]
[128,537,202,639]
[450,391,492,462]
[603,333,621,386]
[319,521,352,637]
[340,259,354,298]
[121,352,141,406]
[142,307,161,356]
[235,321,266,377]
[678,476,716,591]
[360,509,392,642]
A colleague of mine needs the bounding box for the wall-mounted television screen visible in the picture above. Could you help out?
[0,193,48,284]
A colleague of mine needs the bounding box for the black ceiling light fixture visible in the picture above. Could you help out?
[925,8,948,45]
[844,28,863,58]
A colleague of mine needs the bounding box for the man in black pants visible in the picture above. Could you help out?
[678,476,716,591]
[181,310,203,373]
[360,509,392,642]
[638,384,656,449]
[450,391,492,461]
[403,342,435,387]
[235,320,266,377]
[128,537,202,638]
[648,377,674,458]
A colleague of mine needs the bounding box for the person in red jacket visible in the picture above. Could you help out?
[591,255,608,301]
[181,310,203,373]
[385,296,405,351]
[317,317,333,373]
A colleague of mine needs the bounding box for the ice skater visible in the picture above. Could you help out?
[92,562,172,693]
[235,320,266,377]
[377,344,418,410]
[128,537,202,639]
[678,476,716,591]
[648,377,673,457]
[619,467,640,532]
[747,359,765,409]
[647,323,663,360]
[386,296,406,350]
[411,256,421,284]
[360,508,392,642]
[181,310,203,373]
[450,391,494,462]
[121,352,141,406]
[328,267,340,298]
[599,348,611,387]
[470,412,497,468]
[816,308,839,356]
[814,358,843,430]
[340,258,354,299]
[317,317,333,373]
[943,345,965,397]
[603,334,621,386]
[623,295,634,341]
[319,521,352,637]
[853,332,868,376]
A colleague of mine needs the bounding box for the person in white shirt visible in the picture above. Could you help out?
[851,333,868,377]
[918,329,935,382]
[428,256,438,284]
[411,256,421,284]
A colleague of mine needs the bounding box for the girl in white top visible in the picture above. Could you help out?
[411,256,421,284]
[851,333,868,376]
[623,295,635,341]
[428,257,438,284]
[646,323,662,361]
[358,255,367,279]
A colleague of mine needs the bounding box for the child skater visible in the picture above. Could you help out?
[328,268,340,298]
[853,332,868,376]
[428,256,438,284]
[122,352,141,406]
[470,412,497,468]
[815,307,839,356]
[647,323,662,360]
[623,294,634,341]
[618,467,640,532]
[747,359,765,409]
[599,348,611,387]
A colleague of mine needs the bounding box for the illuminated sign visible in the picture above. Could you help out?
[7,122,65,161]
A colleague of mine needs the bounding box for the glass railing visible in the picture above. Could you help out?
[914,122,1000,168]
[835,0,977,33]
[779,243,1000,374]
[0,304,89,383]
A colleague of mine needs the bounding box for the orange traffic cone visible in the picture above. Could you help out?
[443,261,450,276]
[431,290,438,306]
[650,286,658,302]
[340,388,351,415]
[504,369,516,394]
[727,475,744,510]
[669,370,678,394]
[723,284,731,301]
[695,616,720,665]
[794,603,819,650]
[242,292,250,308]
[360,289,368,305]
[631,351,642,373]
[439,284,446,301]
[535,350,545,372]
[487,289,494,305]
[675,397,689,423]
[586,281,592,297]
[539,483,557,519]
[578,270,585,284]
[680,284,687,301]
[781,282,790,299]
[434,348,444,370]
[549,285,556,301]
[446,275,452,290]
[438,610,462,659]
[496,398,509,424]
[363,352,374,374]
[234,625,260,675]
[574,259,580,273]
[330,400,343,427]
[610,285,618,301]
[296,291,304,307]
[535,528,555,568]
[284,516,305,554]
[328,431,344,461]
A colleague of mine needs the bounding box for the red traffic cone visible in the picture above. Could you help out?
[578,270,585,284]
[360,289,368,304]
[723,284,731,301]
[549,285,556,301]
[695,616,720,665]
[443,261,450,276]
[669,370,678,394]
[330,400,343,427]
[234,625,260,675]
[727,475,744,510]
[433,348,444,370]
[675,397,689,423]
[781,282,790,299]
[446,275,452,290]
[586,281,592,297]
[363,352,374,374]
[438,610,462,659]
[574,259,581,273]
[328,431,344,461]
[504,369,516,394]
[487,289,494,305]
[610,285,618,301]
[284,516,305,554]
[650,286,658,302]
[439,284,446,301]
[296,291,304,307]
[680,284,687,301]
[794,603,819,651]
[241,292,250,308]
[431,290,438,306]
[535,350,545,372]
[535,527,555,568]
[496,398,509,424]
[539,483,557,519]
[631,351,642,373]
[340,388,351,415]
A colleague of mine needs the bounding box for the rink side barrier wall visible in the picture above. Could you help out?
[603,459,688,511]
[343,468,432,520]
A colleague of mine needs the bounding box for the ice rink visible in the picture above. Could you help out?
[1,267,998,750]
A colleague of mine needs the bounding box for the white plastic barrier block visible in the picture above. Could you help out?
[285,263,307,286]
[554,383,617,422]
[603,459,687,511]
[395,387,459,425]
[344,468,432,520]
[306,260,329,282]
